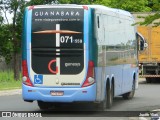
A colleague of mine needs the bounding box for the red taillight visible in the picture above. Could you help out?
[82,61,95,87]
[83,6,88,10]
[22,60,33,86]
[28,6,34,10]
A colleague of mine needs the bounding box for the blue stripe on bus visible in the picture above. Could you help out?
[22,8,28,60]
[80,8,89,87]
[27,8,32,49]
[26,8,33,86]
[27,8,32,75]
[88,8,93,60]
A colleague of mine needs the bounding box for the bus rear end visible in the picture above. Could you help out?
[22,5,96,106]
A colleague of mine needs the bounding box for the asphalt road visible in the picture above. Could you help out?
[0,79,160,119]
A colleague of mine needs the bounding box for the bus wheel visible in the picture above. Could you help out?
[122,80,135,100]
[37,101,51,110]
[101,83,113,110]
[146,77,152,83]
[106,83,113,109]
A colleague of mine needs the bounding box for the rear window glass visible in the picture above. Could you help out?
[31,8,84,75]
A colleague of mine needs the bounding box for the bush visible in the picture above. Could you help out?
[0,70,21,90]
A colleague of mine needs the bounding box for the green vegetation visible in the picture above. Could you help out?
[0,70,21,90]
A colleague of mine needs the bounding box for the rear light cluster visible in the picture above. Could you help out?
[82,61,95,87]
[83,6,88,10]
[29,6,34,10]
[22,60,33,86]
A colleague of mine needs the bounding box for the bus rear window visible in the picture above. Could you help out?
[31,8,84,75]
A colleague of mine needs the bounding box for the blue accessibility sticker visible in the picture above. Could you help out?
[34,75,43,84]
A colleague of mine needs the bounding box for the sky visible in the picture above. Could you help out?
[2,0,30,24]
[2,12,13,24]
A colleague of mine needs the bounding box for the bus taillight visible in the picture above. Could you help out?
[83,6,88,10]
[82,61,95,87]
[22,60,33,86]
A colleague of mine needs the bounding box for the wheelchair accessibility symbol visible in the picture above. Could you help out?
[34,75,43,84]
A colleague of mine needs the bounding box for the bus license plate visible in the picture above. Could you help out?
[50,91,64,96]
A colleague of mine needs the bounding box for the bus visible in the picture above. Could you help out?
[22,4,140,110]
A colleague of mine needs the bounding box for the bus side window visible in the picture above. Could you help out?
[97,16,100,28]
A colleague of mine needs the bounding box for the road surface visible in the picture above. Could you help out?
[0,79,160,119]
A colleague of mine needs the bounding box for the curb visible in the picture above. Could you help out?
[0,89,22,96]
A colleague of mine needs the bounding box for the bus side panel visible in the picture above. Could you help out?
[93,9,138,101]
[95,67,103,101]
[122,65,136,93]
[108,65,123,96]
[92,10,106,102]
[121,18,138,94]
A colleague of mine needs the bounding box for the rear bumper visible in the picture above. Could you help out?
[139,63,160,77]
[22,83,96,102]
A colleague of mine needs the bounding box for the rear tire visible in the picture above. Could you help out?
[146,77,152,83]
[122,80,135,100]
[101,82,113,110]
[37,101,51,110]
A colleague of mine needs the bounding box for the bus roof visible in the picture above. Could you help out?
[88,5,132,17]
[29,4,133,19]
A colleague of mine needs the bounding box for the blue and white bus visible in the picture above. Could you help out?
[22,4,140,110]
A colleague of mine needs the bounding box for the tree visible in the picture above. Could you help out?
[137,13,160,26]
[0,24,13,64]
[0,0,56,80]
[0,3,10,64]
[138,0,160,26]
[93,0,112,6]
[109,0,151,12]
[59,0,90,4]
[0,10,3,24]
[148,0,160,11]
[0,0,26,80]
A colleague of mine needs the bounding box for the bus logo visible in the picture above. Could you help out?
[48,59,58,74]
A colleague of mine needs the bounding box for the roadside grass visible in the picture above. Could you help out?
[0,70,21,90]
